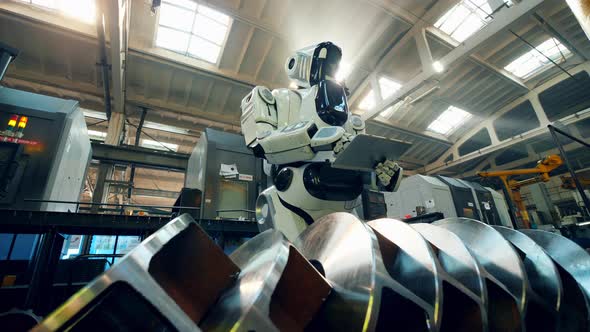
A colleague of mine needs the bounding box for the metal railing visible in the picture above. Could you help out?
[548,124,590,218]
[23,199,200,216]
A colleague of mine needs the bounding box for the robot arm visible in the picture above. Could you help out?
[241,86,318,164]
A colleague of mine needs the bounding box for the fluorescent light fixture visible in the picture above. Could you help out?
[427,105,472,135]
[504,38,572,79]
[335,62,352,82]
[143,121,191,135]
[83,109,107,120]
[157,1,231,63]
[87,129,107,141]
[434,0,511,42]
[433,61,444,73]
[19,0,96,23]
[141,139,179,152]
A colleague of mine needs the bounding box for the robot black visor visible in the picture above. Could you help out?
[315,80,349,126]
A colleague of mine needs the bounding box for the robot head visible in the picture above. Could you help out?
[285,42,342,88]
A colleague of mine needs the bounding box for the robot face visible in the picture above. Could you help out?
[285,42,342,88]
[315,80,349,126]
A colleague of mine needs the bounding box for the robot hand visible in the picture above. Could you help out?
[375,160,403,192]
[333,133,355,154]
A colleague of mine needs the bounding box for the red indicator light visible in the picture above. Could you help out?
[17,116,28,129]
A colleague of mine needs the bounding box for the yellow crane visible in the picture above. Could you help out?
[477,154,563,228]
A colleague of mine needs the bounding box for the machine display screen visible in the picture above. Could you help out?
[0,108,64,209]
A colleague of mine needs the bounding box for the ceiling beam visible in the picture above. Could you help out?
[531,12,590,61]
[348,0,458,106]
[363,0,420,25]
[362,0,546,122]
[368,119,452,146]
[458,140,584,178]
[565,0,590,40]
[425,26,530,91]
[426,107,590,175]
[104,0,129,115]
[0,8,268,90]
[1,75,241,132]
[425,61,589,173]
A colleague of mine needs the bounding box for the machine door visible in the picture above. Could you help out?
[218,179,249,220]
[0,142,25,204]
[476,191,502,225]
[436,176,480,220]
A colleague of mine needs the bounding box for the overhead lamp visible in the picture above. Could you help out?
[433,61,444,73]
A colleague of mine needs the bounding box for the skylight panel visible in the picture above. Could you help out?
[435,0,510,42]
[157,1,231,64]
[159,3,194,31]
[379,77,402,99]
[358,77,402,112]
[504,38,571,79]
[194,15,227,43]
[359,91,376,111]
[18,0,96,23]
[188,37,221,63]
[156,27,191,53]
[427,106,472,135]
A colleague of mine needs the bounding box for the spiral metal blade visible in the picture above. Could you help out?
[32,213,590,332]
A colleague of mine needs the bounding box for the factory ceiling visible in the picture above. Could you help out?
[0,0,589,176]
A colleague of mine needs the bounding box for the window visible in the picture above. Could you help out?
[156,0,231,63]
[504,38,572,79]
[427,106,472,135]
[17,0,96,23]
[88,129,107,141]
[358,77,402,117]
[435,0,510,42]
[141,139,179,152]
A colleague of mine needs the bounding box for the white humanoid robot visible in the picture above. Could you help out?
[240,42,404,241]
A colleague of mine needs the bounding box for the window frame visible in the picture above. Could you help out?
[434,0,511,43]
[155,0,233,65]
[503,37,572,80]
[426,105,473,136]
[358,76,403,118]
[14,0,96,24]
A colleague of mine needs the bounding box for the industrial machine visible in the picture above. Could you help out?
[0,43,91,260]
[31,212,590,331]
[484,184,514,227]
[477,154,563,228]
[183,128,265,221]
[436,175,480,219]
[241,41,409,240]
[385,174,512,227]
